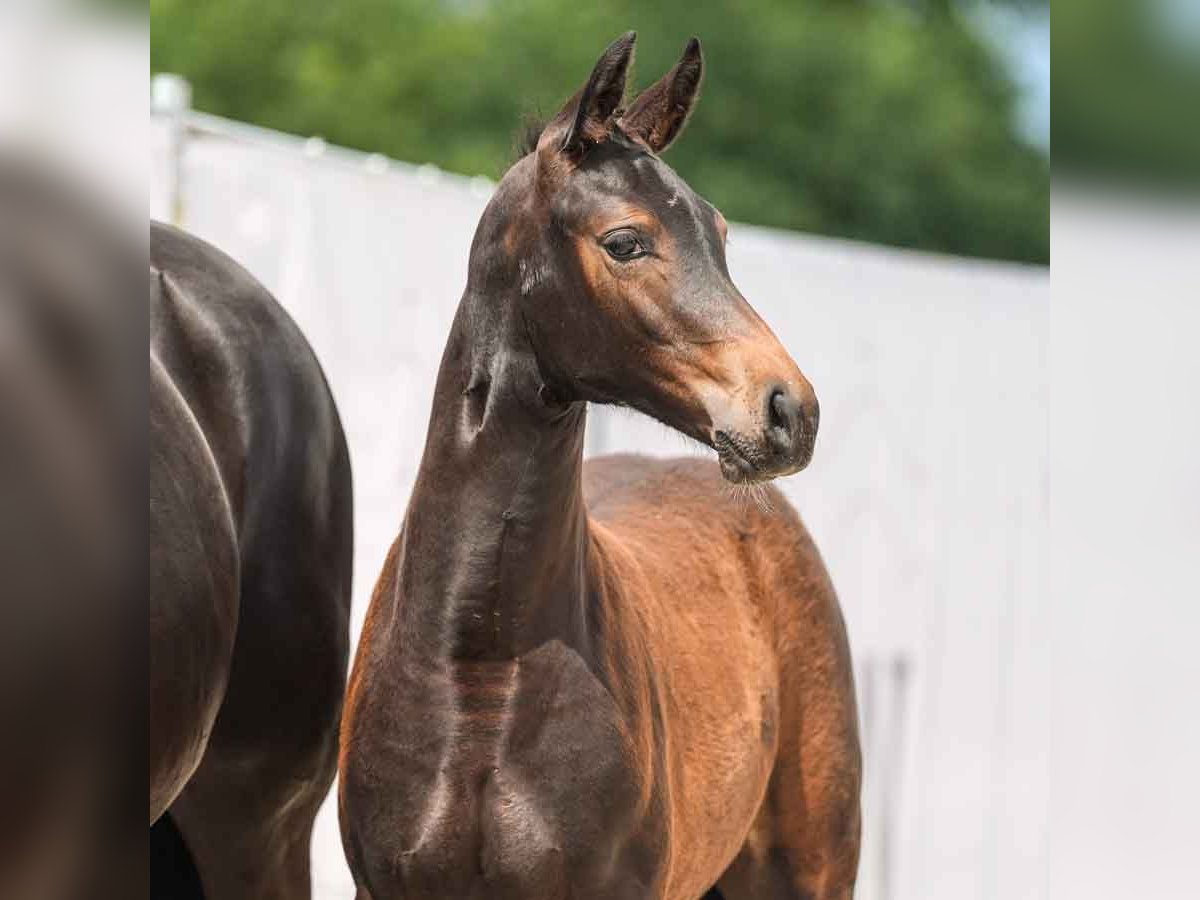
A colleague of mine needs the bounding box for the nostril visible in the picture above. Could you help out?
[767,388,794,450]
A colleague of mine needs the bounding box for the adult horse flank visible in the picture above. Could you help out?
[150,223,353,899]
[340,34,861,900]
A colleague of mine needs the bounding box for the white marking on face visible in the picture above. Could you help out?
[518,259,549,296]
[667,191,680,207]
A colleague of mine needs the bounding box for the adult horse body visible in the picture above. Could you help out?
[340,35,860,900]
[150,223,353,899]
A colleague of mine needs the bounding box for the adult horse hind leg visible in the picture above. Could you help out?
[166,751,329,900]
[166,560,350,900]
[168,439,353,900]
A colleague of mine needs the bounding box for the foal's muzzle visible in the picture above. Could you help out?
[714,383,819,484]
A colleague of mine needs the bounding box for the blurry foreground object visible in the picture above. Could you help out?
[1049,189,1200,899]
[1051,3,1200,891]
[1055,0,1200,189]
[0,1,146,207]
[0,6,147,898]
[0,157,143,900]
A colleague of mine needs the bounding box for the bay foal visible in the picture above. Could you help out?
[340,34,861,900]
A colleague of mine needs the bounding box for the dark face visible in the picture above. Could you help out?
[492,34,818,483]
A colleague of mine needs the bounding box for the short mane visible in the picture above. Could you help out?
[511,108,639,165]
[513,117,547,161]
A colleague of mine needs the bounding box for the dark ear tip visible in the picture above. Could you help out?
[685,36,702,57]
[598,31,636,70]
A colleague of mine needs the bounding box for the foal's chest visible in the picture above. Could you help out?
[347,640,666,899]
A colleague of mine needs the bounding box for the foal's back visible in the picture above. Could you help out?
[584,454,861,900]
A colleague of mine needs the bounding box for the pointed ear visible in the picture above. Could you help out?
[544,32,637,159]
[621,37,703,154]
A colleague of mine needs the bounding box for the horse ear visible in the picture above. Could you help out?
[620,37,703,154]
[547,32,637,158]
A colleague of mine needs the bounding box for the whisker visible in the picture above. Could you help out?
[748,482,775,514]
[718,478,776,515]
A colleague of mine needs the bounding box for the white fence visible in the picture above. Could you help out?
[151,95,1051,900]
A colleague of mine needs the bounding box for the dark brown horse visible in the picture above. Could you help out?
[150,223,353,899]
[340,34,860,900]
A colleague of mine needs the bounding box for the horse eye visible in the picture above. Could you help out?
[602,230,645,261]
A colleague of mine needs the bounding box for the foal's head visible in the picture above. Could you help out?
[476,32,818,483]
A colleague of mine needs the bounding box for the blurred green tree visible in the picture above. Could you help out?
[151,0,1049,263]
[1054,0,1200,187]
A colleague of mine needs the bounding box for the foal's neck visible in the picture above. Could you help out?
[394,293,594,662]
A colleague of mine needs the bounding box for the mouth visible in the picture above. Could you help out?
[713,431,770,484]
[713,429,810,485]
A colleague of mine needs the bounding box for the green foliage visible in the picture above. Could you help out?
[1054,0,1200,188]
[151,0,1048,263]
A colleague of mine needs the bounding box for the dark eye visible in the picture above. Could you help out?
[601,229,646,261]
